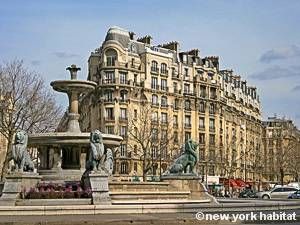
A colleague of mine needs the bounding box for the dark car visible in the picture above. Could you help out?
[288,190,300,199]
[239,189,257,198]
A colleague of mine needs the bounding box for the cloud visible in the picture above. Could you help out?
[53,51,80,58]
[30,60,41,66]
[259,45,300,63]
[249,65,300,80]
[292,85,300,92]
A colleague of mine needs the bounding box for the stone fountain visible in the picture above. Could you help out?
[28,65,123,181]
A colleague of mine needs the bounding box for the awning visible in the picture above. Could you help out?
[235,179,247,187]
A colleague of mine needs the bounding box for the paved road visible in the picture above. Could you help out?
[0,209,299,225]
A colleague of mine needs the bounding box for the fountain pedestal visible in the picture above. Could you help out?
[88,172,111,205]
[0,172,42,206]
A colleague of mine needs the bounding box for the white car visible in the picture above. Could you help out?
[287,182,300,189]
[256,186,299,199]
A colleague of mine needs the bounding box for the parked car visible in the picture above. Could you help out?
[238,189,257,198]
[288,190,300,199]
[256,186,299,199]
[287,182,300,189]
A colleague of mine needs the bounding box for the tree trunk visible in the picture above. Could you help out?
[142,156,147,182]
[280,167,284,186]
[1,136,12,181]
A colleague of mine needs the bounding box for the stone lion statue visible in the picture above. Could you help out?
[164,139,198,175]
[86,130,114,175]
[11,130,34,172]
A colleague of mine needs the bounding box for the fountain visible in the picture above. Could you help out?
[28,65,123,181]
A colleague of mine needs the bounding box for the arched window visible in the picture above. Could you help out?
[105,48,118,66]
[161,63,168,74]
[152,94,158,105]
[151,61,158,72]
[161,96,168,107]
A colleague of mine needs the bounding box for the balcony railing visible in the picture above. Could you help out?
[102,79,116,84]
[119,117,128,122]
[184,123,192,128]
[160,69,168,76]
[199,126,205,131]
[104,116,115,121]
[161,86,169,91]
[209,127,216,132]
[151,67,159,73]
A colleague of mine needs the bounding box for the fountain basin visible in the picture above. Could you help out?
[28,132,123,148]
[50,80,97,93]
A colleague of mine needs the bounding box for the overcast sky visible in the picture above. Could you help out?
[1,0,300,126]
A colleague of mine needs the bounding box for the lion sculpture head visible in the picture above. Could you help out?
[14,130,27,145]
[90,130,103,144]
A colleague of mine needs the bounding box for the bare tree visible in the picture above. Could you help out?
[127,102,173,181]
[0,60,62,180]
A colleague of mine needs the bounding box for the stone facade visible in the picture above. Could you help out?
[262,116,300,183]
[75,26,265,182]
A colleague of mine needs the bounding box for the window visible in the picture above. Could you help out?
[199,117,205,129]
[161,96,168,107]
[104,71,115,83]
[120,108,127,119]
[199,102,205,113]
[209,149,215,161]
[210,87,217,99]
[120,126,127,138]
[104,90,113,102]
[184,83,190,94]
[209,118,215,131]
[208,166,215,176]
[105,108,114,119]
[173,115,178,127]
[173,82,178,93]
[161,63,168,74]
[161,79,167,91]
[209,103,215,114]
[152,111,158,122]
[185,100,191,110]
[152,146,158,159]
[199,149,205,161]
[161,113,168,124]
[185,115,191,128]
[119,72,127,84]
[151,77,158,89]
[134,109,137,119]
[134,145,137,154]
[152,94,158,106]
[184,68,189,76]
[161,130,167,140]
[174,99,180,109]
[199,133,205,144]
[151,61,158,72]
[185,132,191,142]
[134,162,138,172]
[120,144,127,157]
[200,85,206,98]
[120,90,128,102]
[134,74,138,84]
[106,49,117,66]
[120,162,128,174]
[174,131,178,143]
[152,129,158,141]
[209,134,215,145]
[105,126,115,134]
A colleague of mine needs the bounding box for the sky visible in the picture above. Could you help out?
[0,0,300,126]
